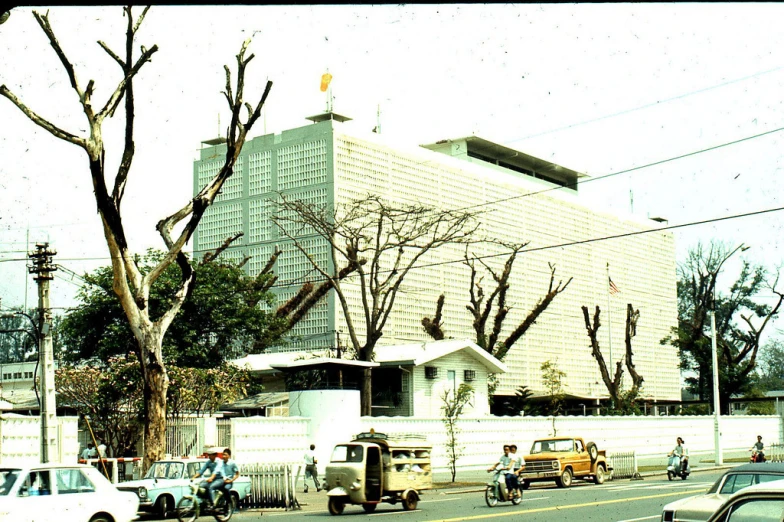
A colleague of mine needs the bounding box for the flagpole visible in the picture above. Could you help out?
[606,262,613,390]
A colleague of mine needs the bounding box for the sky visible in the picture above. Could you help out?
[0,4,782,339]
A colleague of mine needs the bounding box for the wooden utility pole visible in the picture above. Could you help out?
[29,243,57,463]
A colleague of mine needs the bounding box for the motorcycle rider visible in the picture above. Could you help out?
[509,444,525,498]
[667,437,688,473]
[487,445,513,496]
[192,449,225,506]
[750,435,765,462]
[220,447,240,499]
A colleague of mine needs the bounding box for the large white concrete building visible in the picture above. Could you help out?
[193,113,680,402]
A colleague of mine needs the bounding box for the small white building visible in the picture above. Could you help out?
[230,339,506,418]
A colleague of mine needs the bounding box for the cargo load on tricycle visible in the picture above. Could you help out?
[324,431,432,515]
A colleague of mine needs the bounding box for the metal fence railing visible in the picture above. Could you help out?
[239,463,300,510]
[768,443,784,462]
[607,450,638,480]
[166,417,201,457]
[217,418,231,448]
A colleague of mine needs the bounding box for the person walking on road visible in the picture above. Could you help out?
[304,444,321,493]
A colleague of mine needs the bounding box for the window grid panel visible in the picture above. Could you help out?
[249,151,272,195]
[278,141,328,190]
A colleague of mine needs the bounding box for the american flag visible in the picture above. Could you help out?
[609,277,620,295]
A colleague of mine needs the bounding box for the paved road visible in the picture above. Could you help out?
[141,468,728,521]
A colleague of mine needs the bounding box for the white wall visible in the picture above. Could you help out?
[411,352,490,417]
[0,415,79,465]
[360,415,784,473]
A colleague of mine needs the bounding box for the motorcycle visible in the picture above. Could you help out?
[176,480,234,522]
[485,466,523,507]
[750,450,766,463]
[666,454,690,481]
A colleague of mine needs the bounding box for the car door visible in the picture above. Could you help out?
[17,470,58,522]
[54,468,99,520]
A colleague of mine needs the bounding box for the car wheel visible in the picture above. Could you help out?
[587,442,599,462]
[402,491,418,511]
[522,480,530,490]
[556,468,573,488]
[157,494,173,519]
[594,464,605,485]
[88,516,111,522]
[328,497,346,516]
[230,492,240,513]
[176,495,198,522]
[485,486,498,507]
[362,503,377,513]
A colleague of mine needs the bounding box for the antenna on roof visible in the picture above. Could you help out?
[372,104,381,134]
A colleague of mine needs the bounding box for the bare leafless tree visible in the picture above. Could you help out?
[423,242,573,361]
[581,303,644,410]
[273,193,478,415]
[1,7,272,469]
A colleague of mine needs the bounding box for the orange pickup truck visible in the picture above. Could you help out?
[518,437,611,488]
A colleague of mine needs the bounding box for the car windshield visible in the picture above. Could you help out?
[331,445,363,463]
[144,462,185,480]
[0,469,20,496]
[530,440,574,454]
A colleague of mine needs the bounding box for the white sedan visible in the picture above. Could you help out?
[0,463,139,522]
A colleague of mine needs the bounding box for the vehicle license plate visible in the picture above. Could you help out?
[543,472,558,477]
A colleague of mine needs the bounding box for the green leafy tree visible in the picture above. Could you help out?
[541,360,566,416]
[755,339,784,392]
[56,354,252,457]
[492,385,539,416]
[743,388,776,415]
[59,249,289,368]
[662,241,783,414]
[56,356,145,458]
[441,383,474,482]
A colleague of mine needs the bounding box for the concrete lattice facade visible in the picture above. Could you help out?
[193,117,680,401]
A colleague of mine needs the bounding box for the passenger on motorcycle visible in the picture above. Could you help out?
[668,437,688,471]
[487,445,514,494]
[509,444,525,498]
[192,449,225,506]
[221,448,240,496]
[750,435,765,462]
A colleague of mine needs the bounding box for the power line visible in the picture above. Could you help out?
[507,65,784,144]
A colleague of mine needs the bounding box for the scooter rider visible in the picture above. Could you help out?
[220,448,240,498]
[487,445,513,479]
[750,435,765,462]
[668,437,688,472]
[192,449,224,506]
[509,444,525,498]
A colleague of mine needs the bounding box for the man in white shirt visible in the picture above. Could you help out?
[96,440,107,459]
[303,444,321,493]
[81,443,94,461]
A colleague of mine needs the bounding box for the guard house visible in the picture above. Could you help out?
[230,339,506,418]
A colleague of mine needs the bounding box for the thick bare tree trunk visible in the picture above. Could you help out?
[361,369,372,417]
[142,358,168,466]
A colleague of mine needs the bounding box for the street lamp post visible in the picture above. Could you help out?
[710,309,723,465]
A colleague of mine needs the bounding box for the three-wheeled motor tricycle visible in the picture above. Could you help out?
[324,431,432,515]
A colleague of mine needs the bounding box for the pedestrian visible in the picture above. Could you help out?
[303,444,321,493]
[81,443,94,461]
[96,439,107,459]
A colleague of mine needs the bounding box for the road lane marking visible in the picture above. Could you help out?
[617,516,660,522]
[430,489,705,521]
